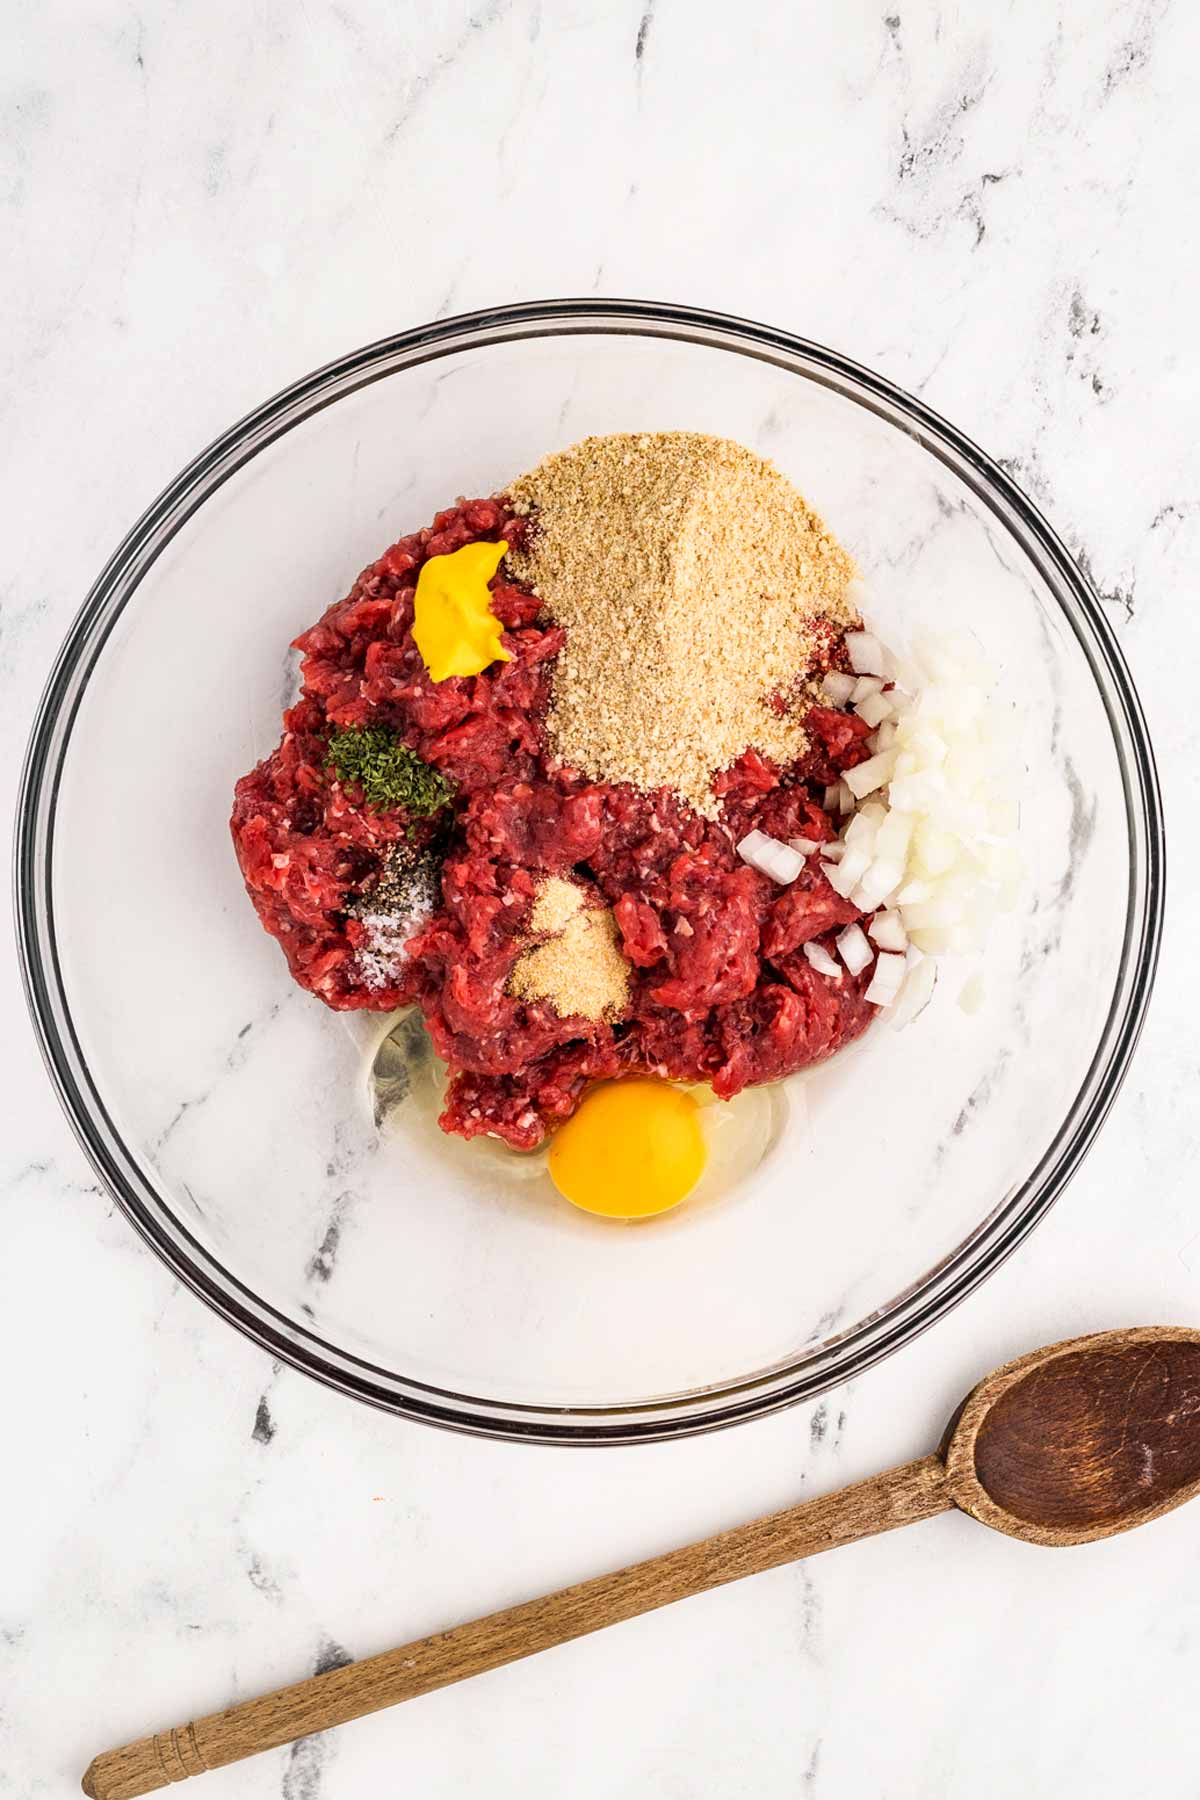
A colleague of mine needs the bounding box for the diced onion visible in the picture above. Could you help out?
[896,879,932,905]
[904,726,948,768]
[851,858,904,912]
[844,809,880,851]
[890,955,938,1029]
[803,618,1023,1024]
[843,751,898,800]
[869,910,908,952]
[803,940,841,978]
[857,690,895,728]
[912,820,958,879]
[737,830,805,886]
[875,810,914,863]
[822,670,857,705]
[835,922,874,975]
[865,951,907,1006]
[826,846,871,899]
[958,972,985,1014]
[846,631,887,676]
[900,897,959,932]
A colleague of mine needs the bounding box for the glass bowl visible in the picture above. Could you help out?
[15,301,1164,1443]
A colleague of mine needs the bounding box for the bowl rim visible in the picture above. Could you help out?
[14,297,1166,1444]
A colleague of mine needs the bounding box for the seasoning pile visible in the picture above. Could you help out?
[507,877,630,1023]
[349,843,441,992]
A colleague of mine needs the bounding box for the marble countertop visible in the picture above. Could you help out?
[5,3,1200,1795]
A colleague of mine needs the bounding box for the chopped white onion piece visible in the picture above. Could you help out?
[901,725,947,767]
[736,828,771,869]
[822,670,857,706]
[887,656,919,695]
[875,809,914,863]
[912,821,958,879]
[871,719,899,752]
[865,951,907,1006]
[890,955,938,1029]
[843,750,898,800]
[787,836,820,856]
[737,830,805,886]
[803,940,842,979]
[857,690,895,728]
[835,922,874,976]
[851,675,884,703]
[896,878,932,905]
[846,631,887,677]
[826,846,871,898]
[901,897,960,932]
[773,847,808,884]
[838,780,856,817]
[820,840,846,864]
[844,809,880,851]
[908,926,952,955]
[958,972,985,1014]
[869,910,908,952]
[823,783,841,812]
[852,858,905,912]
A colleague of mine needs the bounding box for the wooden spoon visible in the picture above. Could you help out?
[83,1327,1200,1799]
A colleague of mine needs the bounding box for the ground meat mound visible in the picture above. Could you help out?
[231,499,880,1148]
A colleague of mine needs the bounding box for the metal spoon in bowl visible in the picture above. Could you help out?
[83,1327,1200,1800]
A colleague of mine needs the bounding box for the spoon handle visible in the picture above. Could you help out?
[83,1455,950,1799]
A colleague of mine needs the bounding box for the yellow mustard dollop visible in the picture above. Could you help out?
[412,540,511,682]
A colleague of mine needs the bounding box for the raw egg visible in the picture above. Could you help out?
[369,1017,782,1220]
[548,1078,708,1219]
[412,539,510,682]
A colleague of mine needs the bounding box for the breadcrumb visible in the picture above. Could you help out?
[506,432,855,816]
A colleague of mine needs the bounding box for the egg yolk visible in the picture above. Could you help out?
[412,540,511,682]
[548,1078,707,1219]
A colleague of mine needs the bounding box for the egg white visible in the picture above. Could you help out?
[368,1009,787,1218]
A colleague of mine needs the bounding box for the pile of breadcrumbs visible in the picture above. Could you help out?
[506,431,856,818]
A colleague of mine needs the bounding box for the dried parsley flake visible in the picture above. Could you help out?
[325,725,453,817]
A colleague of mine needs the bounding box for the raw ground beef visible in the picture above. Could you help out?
[231,498,880,1148]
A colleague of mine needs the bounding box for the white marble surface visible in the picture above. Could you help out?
[5,3,1200,1795]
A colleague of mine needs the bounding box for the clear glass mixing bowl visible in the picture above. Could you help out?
[15,301,1164,1442]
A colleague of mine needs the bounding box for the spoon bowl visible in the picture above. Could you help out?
[945,1325,1200,1546]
